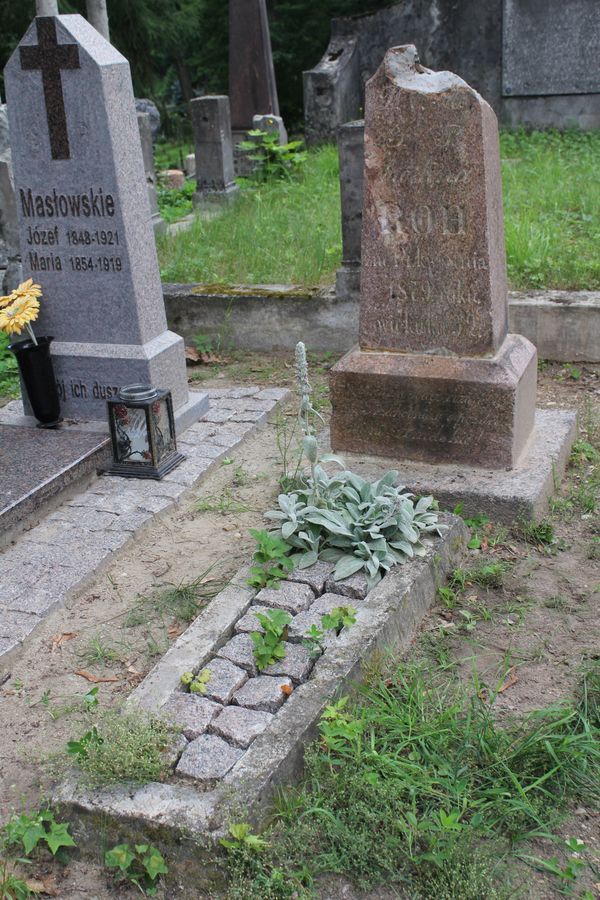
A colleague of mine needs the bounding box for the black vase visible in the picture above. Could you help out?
[9,336,62,427]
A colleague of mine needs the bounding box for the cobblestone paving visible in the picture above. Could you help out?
[0,387,288,660]
[158,566,351,780]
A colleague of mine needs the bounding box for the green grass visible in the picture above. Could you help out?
[66,709,176,788]
[157,145,342,285]
[158,130,600,290]
[501,129,600,290]
[0,332,20,399]
[157,178,195,224]
[223,661,600,898]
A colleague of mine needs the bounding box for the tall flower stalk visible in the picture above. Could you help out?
[295,341,325,500]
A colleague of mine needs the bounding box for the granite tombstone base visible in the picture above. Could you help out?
[18,330,208,434]
[330,333,537,469]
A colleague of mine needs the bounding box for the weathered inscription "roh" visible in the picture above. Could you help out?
[399,204,466,236]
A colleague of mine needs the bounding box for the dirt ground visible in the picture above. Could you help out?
[0,353,598,899]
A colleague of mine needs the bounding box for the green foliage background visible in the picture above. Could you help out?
[0,0,396,130]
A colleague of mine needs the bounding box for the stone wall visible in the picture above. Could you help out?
[162,283,600,363]
[304,0,600,144]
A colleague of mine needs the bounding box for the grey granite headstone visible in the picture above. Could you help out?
[190,95,238,206]
[4,15,207,427]
[0,104,11,269]
[336,119,364,305]
[503,0,600,96]
[137,111,165,235]
[0,103,22,291]
[0,104,9,157]
[252,113,287,145]
[134,97,160,140]
[0,160,23,294]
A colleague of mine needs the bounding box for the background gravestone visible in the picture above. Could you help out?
[137,111,165,235]
[229,0,283,175]
[304,0,600,144]
[0,103,11,270]
[190,95,238,206]
[229,0,279,132]
[4,15,206,426]
[330,46,536,468]
[0,102,22,293]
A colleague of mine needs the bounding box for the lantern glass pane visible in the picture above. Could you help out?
[113,403,152,464]
[151,397,175,464]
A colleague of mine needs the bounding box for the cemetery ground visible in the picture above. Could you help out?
[157,130,600,291]
[0,353,598,898]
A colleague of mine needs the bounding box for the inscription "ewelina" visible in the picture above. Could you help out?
[20,186,116,218]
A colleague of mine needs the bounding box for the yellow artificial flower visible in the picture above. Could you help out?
[0,294,13,309]
[11,278,43,301]
[0,295,40,336]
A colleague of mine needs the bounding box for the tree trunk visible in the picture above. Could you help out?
[86,0,110,42]
[36,0,59,13]
[174,56,194,104]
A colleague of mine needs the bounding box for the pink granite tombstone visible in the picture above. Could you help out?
[330,46,537,468]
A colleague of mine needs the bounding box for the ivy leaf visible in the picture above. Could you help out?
[142,846,168,881]
[105,844,135,873]
[21,823,47,855]
[45,822,76,856]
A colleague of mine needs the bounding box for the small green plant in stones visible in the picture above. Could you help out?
[303,607,357,659]
[321,606,357,634]
[250,609,292,670]
[105,842,168,896]
[303,624,326,660]
[180,668,211,694]
[247,529,294,590]
[220,822,268,853]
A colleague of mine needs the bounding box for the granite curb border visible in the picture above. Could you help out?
[55,514,467,889]
[0,386,289,663]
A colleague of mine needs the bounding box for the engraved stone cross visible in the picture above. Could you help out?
[20,17,80,160]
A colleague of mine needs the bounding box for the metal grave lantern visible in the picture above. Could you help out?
[106,384,184,479]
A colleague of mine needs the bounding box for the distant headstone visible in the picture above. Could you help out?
[137,111,165,236]
[252,113,287,145]
[0,104,9,156]
[190,95,238,206]
[330,46,537,468]
[336,119,364,305]
[163,169,185,190]
[0,160,23,294]
[4,15,207,426]
[229,0,280,132]
[0,103,22,291]
[184,153,196,178]
[135,97,161,141]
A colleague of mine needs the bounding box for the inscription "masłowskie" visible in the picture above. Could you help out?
[20,187,116,219]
